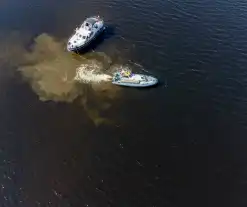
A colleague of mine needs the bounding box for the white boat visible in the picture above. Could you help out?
[67,16,105,52]
[112,69,158,87]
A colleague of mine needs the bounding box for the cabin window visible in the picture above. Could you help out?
[83,36,86,39]
[79,34,82,37]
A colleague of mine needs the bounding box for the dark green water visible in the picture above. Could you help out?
[1,0,247,206]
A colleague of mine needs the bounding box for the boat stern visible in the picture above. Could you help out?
[67,41,75,52]
[67,39,86,52]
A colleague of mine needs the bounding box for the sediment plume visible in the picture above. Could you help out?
[0,32,140,125]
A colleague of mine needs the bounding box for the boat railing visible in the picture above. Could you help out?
[68,29,78,42]
[67,21,85,41]
[120,79,140,84]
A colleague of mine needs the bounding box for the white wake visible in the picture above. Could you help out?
[74,63,112,84]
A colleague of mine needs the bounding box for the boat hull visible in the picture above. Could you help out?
[112,74,158,87]
[67,27,105,52]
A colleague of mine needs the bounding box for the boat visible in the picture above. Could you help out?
[67,16,105,52]
[112,69,158,87]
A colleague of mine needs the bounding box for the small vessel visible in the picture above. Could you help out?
[67,16,105,52]
[112,69,158,87]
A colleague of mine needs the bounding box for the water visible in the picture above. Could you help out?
[1,0,247,206]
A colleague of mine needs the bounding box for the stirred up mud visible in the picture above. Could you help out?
[0,32,127,125]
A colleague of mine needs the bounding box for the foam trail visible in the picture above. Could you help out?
[74,65,112,83]
[1,32,125,125]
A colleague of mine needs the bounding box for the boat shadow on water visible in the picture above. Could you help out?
[73,24,116,55]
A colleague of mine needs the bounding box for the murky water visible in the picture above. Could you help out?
[1,0,247,206]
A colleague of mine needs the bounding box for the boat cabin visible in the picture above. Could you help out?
[67,16,103,52]
[83,17,99,30]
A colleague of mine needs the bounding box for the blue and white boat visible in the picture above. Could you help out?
[112,69,158,87]
[67,16,105,52]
